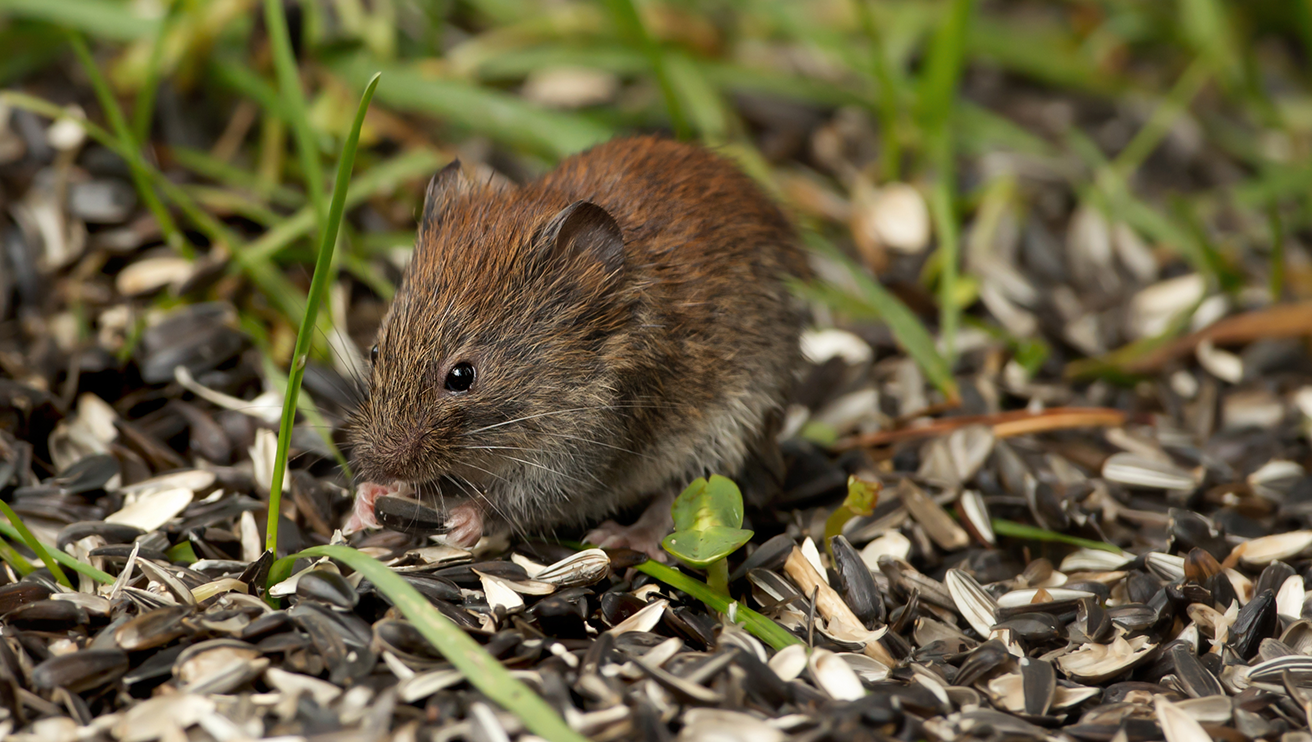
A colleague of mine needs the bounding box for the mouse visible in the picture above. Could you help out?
[344,135,810,559]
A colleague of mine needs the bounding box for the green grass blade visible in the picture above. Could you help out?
[331,54,613,159]
[241,149,442,263]
[271,545,588,742]
[1111,57,1210,181]
[265,72,381,557]
[208,57,296,124]
[0,534,35,577]
[131,0,180,144]
[0,501,71,587]
[603,0,689,139]
[168,145,306,207]
[0,0,156,41]
[0,521,115,584]
[263,0,327,228]
[665,51,729,145]
[918,0,972,365]
[991,518,1124,554]
[66,31,193,259]
[854,0,902,180]
[633,559,802,651]
[801,234,959,403]
[918,0,972,134]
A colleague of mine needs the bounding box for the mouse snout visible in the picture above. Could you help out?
[356,425,437,483]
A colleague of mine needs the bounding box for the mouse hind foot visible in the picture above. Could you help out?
[584,488,675,562]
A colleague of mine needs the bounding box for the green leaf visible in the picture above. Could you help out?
[661,526,755,569]
[271,545,587,742]
[664,475,752,570]
[669,475,745,533]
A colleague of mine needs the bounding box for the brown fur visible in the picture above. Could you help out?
[347,136,810,537]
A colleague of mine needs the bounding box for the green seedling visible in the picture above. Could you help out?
[823,476,881,556]
[661,475,754,596]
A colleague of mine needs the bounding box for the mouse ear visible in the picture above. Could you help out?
[420,159,469,234]
[544,200,625,275]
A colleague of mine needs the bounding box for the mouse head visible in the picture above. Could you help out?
[347,161,632,496]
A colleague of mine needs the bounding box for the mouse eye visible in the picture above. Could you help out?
[370,345,379,364]
[444,362,475,392]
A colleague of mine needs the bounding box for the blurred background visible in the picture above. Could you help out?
[2,0,1311,515]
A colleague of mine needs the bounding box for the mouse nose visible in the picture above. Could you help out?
[361,428,431,482]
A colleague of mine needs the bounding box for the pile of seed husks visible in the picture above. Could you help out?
[7,45,1312,742]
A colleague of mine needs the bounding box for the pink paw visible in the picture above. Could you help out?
[344,481,398,533]
[439,502,484,548]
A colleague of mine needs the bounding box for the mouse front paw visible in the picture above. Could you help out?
[437,502,485,549]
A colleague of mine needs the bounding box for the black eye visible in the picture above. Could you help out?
[445,362,475,392]
[370,345,379,364]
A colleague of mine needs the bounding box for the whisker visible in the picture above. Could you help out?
[463,401,686,436]
[496,454,591,486]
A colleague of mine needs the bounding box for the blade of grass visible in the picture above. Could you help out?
[131,0,181,144]
[256,352,353,480]
[264,0,327,229]
[919,0,972,365]
[66,31,193,259]
[929,182,961,363]
[0,534,35,577]
[0,521,115,584]
[269,545,587,742]
[602,0,689,139]
[991,518,1124,554]
[0,0,157,42]
[665,51,729,145]
[266,72,381,557]
[330,54,613,159]
[854,0,903,180]
[268,542,587,739]
[633,558,802,651]
[800,233,959,403]
[1109,57,1210,182]
[209,57,297,127]
[241,149,442,263]
[966,15,1124,96]
[0,501,71,587]
[0,23,65,88]
[168,145,306,207]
